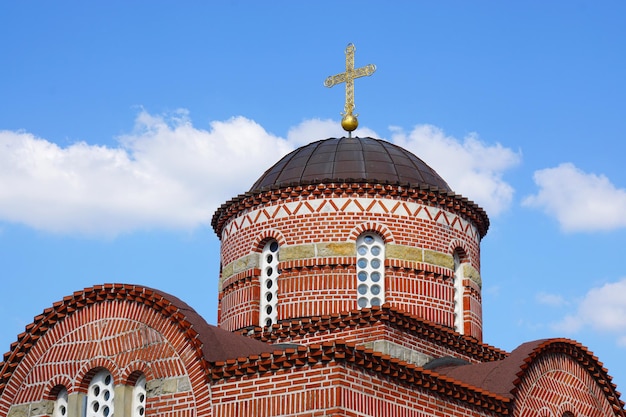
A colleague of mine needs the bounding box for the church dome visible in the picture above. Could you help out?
[249,136,451,193]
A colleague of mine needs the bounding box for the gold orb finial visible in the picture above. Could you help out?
[341,114,358,132]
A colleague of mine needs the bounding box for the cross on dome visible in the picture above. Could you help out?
[324,43,376,136]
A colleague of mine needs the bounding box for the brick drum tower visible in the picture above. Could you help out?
[212,136,488,344]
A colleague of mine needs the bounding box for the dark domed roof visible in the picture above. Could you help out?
[249,137,451,192]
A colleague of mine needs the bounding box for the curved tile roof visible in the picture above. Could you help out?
[249,137,451,193]
[209,337,625,415]
[0,283,277,396]
[244,304,507,363]
[435,338,625,412]
[209,340,513,414]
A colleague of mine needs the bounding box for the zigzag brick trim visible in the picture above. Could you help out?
[212,182,489,239]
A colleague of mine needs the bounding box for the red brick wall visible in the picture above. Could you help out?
[513,352,615,417]
[218,193,484,340]
[264,321,486,364]
[464,279,483,340]
[1,300,209,417]
[211,360,498,417]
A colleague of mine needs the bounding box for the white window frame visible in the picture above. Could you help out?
[132,375,147,417]
[86,369,114,417]
[53,387,68,417]
[356,233,385,308]
[453,251,464,334]
[260,240,279,327]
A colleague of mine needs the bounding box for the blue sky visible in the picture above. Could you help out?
[2,1,626,392]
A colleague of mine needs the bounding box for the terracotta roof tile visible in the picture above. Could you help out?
[245,304,507,362]
[435,338,625,413]
[0,283,279,396]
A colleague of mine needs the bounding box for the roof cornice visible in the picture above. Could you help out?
[209,340,512,415]
[211,181,489,238]
[242,304,507,363]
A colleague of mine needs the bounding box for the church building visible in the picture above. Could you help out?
[1,45,624,417]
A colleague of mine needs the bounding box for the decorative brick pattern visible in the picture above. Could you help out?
[244,305,506,364]
[211,182,490,240]
[209,341,511,416]
[216,182,485,341]
[511,339,624,416]
[0,285,211,417]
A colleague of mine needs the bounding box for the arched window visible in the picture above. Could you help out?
[260,239,279,327]
[453,251,464,334]
[356,233,385,308]
[132,374,147,417]
[87,369,114,417]
[53,387,68,417]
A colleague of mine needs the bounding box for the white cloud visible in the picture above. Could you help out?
[388,124,521,215]
[0,114,519,237]
[552,278,626,338]
[523,163,626,232]
[535,291,569,307]
[0,111,295,236]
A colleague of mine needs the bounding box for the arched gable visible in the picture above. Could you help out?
[436,338,624,416]
[0,284,274,417]
[437,339,626,417]
[511,339,624,417]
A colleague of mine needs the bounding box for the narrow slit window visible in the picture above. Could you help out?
[453,251,464,334]
[260,240,279,327]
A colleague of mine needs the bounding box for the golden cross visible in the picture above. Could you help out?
[324,43,376,134]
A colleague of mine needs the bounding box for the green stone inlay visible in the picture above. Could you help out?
[146,376,191,396]
[463,263,482,288]
[30,401,53,416]
[316,242,356,257]
[222,253,259,280]
[221,263,233,280]
[280,244,316,261]
[386,244,423,262]
[221,242,465,288]
[7,404,29,417]
[233,253,259,273]
[424,250,454,269]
